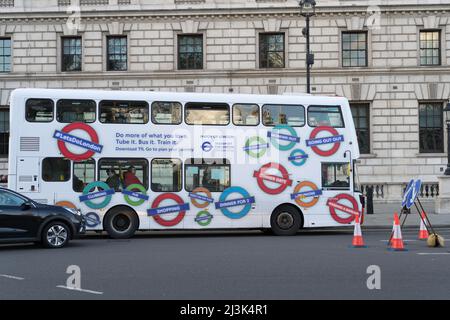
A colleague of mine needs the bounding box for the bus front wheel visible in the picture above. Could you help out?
[104,206,139,239]
[270,205,302,236]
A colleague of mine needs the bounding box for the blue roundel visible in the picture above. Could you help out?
[202,141,213,152]
[84,212,101,228]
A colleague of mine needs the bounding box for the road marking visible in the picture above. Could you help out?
[0,274,25,280]
[417,252,450,255]
[57,285,103,295]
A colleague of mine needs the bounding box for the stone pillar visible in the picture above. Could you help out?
[435,175,450,214]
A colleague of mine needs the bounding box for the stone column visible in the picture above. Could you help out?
[435,175,450,214]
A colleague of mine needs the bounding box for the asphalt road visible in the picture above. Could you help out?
[0,228,450,300]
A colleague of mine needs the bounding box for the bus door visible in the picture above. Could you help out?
[16,157,40,193]
[320,162,354,222]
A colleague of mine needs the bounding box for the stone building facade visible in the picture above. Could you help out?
[0,0,449,202]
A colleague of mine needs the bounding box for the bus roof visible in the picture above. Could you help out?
[10,88,348,106]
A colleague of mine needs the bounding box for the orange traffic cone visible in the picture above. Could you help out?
[418,211,429,240]
[389,212,406,251]
[352,214,366,248]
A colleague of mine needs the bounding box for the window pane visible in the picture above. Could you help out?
[350,103,370,154]
[151,159,182,192]
[0,108,9,155]
[151,101,182,124]
[420,31,441,66]
[185,158,230,192]
[262,104,305,127]
[42,158,70,182]
[322,163,350,190]
[0,191,25,206]
[185,102,230,125]
[98,158,148,190]
[62,37,82,71]
[419,102,444,153]
[308,105,345,127]
[259,33,285,68]
[26,99,54,122]
[57,99,96,123]
[178,35,203,70]
[73,160,95,192]
[233,104,260,126]
[107,36,127,71]
[99,100,149,124]
[341,32,367,67]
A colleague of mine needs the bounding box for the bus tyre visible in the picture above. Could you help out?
[41,221,70,249]
[270,205,302,236]
[104,207,139,239]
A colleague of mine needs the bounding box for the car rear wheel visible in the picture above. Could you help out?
[42,222,70,248]
[104,206,139,239]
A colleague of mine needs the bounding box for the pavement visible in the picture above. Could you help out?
[0,228,450,300]
[364,202,450,228]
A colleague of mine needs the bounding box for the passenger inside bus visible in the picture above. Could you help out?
[123,166,143,187]
[105,169,121,191]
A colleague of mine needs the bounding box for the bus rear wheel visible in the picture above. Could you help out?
[104,206,139,239]
[270,205,302,236]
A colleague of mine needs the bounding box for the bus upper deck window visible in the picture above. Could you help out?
[26,99,54,122]
[262,104,305,127]
[233,104,260,126]
[99,100,149,124]
[42,158,70,182]
[308,106,345,128]
[57,99,96,123]
[185,103,230,126]
[151,102,182,125]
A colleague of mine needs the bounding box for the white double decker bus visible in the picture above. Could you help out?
[8,88,364,238]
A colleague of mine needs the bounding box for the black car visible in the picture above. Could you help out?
[0,187,85,248]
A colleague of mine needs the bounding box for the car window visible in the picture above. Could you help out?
[0,191,26,206]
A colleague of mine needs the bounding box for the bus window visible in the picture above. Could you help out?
[98,158,148,190]
[26,99,54,122]
[73,160,95,192]
[151,102,182,125]
[321,163,350,190]
[99,100,149,124]
[42,158,70,182]
[185,158,230,192]
[151,158,182,192]
[233,104,260,126]
[57,99,96,123]
[185,102,230,125]
[308,106,345,128]
[262,104,305,127]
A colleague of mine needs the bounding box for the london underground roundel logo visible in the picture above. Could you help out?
[327,194,360,224]
[148,193,190,227]
[215,186,255,219]
[306,126,344,157]
[253,162,293,195]
[267,125,300,151]
[54,122,103,161]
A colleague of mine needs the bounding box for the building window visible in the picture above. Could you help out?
[151,102,182,125]
[262,104,305,127]
[62,37,82,72]
[420,30,441,66]
[350,103,370,154]
[419,102,444,153]
[259,33,285,68]
[107,36,127,71]
[56,99,96,123]
[42,158,71,182]
[0,108,9,156]
[178,34,203,70]
[151,158,182,192]
[185,158,231,192]
[0,38,11,72]
[185,102,230,125]
[99,100,149,124]
[342,31,368,67]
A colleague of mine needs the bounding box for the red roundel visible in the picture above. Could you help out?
[151,193,186,227]
[253,162,293,195]
[309,126,341,157]
[327,193,359,224]
[57,122,99,161]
